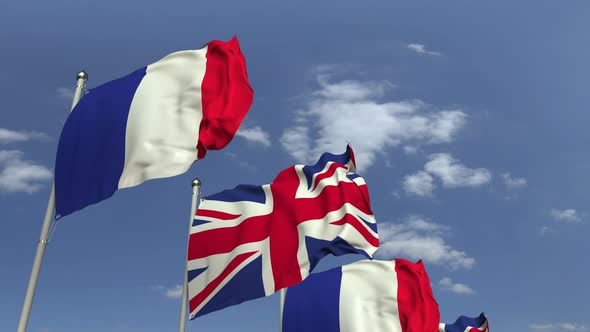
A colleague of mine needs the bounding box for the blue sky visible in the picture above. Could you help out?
[1,1,589,331]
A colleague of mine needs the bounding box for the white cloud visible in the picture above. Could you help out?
[551,209,581,222]
[281,75,466,169]
[377,216,475,269]
[403,171,435,196]
[236,126,271,147]
[155,284,183,299]
[424,153,491,188]
[281,123,311,163]
[403,153,491,196]
[223,152,257,172]
[0,150,52,193]
[403,146,419,154]
[56,87,75,100]
[530,323,589,331]
[531,324,554,331]
[439,277,474,295]
[539,226,553,235]
[407,43,442,56]
[501,173,527,189]
[313,77,393,101]
[0,128,49,144]
[560,324,589,331]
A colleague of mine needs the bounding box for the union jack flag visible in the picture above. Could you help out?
[439,313,489,332]
[186,146,379,319]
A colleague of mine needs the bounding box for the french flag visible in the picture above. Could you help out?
[54,37,253,219]
[439,313,489,332]
[282,259,440,332]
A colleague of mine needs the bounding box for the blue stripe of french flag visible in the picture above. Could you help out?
[282,259,440,332]
[54,37,253,219]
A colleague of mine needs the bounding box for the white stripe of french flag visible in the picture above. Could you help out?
[282,259,440,332]
[55,37,253,219]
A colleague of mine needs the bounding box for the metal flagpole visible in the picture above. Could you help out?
[279,288,286,332]
[179,178,202,332]
[17,71,88,332]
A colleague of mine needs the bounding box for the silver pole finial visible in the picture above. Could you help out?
[76,71,88,82]
[192,178,201,188]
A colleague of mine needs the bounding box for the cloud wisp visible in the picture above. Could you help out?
[424,154,491,188]
[403,171,435,196]
[551,209,582,222]
[154,284,183,299]
[530,323,588,331]
[236,126,272,147]
[0,150,52,193]
[56,87,75,100]
[0,128,49,144]
[439,277,474,295]
[407,43,442,56]
[404,153,491,196]
[501,173,527,189]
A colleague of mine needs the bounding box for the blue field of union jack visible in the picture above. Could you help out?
[186,146,379,319]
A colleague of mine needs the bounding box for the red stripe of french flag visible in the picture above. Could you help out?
[396,259,440,332]
[197,36,254,159]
